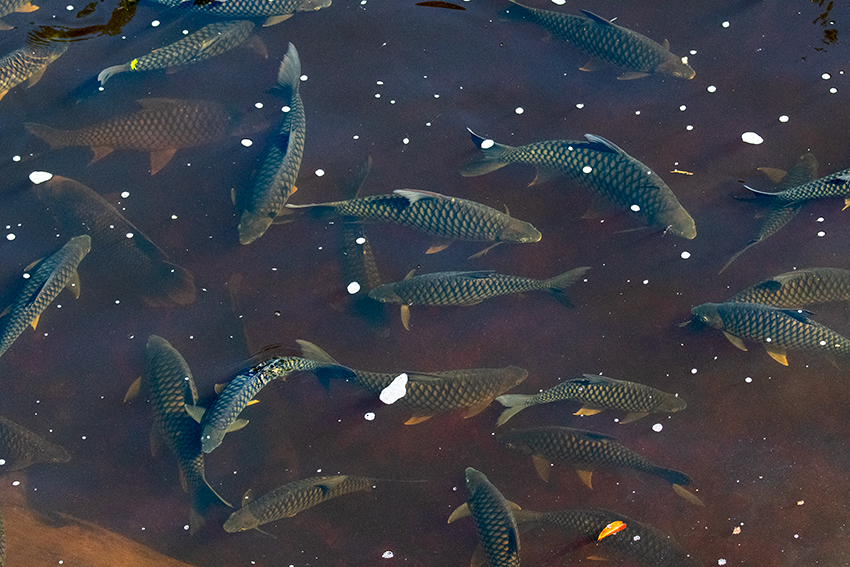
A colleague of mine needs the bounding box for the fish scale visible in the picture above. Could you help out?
[461,468,520,567]
[0,41,66,100]
[0,414,70,471]
[747,166,850,202]
[728,268,850,308]
[151,0,329,21]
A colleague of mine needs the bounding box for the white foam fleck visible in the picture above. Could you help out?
[347,281,361,294]
[822,73,832,80]
[830,87,837,94]
[691,368,697,374]
[679,105,686,111]
[241,139,253,147]
[65,4,73,8]
[686,125,694,131]
[355,237,366,245]
[779,115,789,123]
[182,29,188,34]
[376,80,384,85]
[364,412,375,421]
[6,234,14,241]
[652,423,663,432]
[12,155,20,162]
[375,93,381,98]
[630,204,640,212]
[551,0,565,4]
[515,107,524,114]
[281,105,290,112]
[151,19,160,26]
[299,74,307,81]
[125,232,134,239]
[707,85,717,93]
[315,169,325,177]
[817,217,824,222]
[582,166,592,174]
[171,215,178,220]
[576,103,584,109]
[403,138,409,145]
[745,377,752,383]
[741,132,764,145]
[380,374,408,404]
[817,231,825,237]
[480,139,495,150]
[721,21,730,28]
[382,551,394,559]
[254,102,263,109]
[120,191,130,198]
[29,171,53,184]
[681,251,691,259]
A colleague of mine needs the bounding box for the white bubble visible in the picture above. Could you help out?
[380,374,408,404]
[12,155,20,162]
[29,171,53,184]
[686,125,694,131]
[65,4,73,8]
[299,74,307,81]
[182,29,188,34]
[582,166,593,174]
[402,138,409,145]
[347,281,361,294]
[745,377,752,383]
[6,234,14,241]
[830,87,837,94]
[151,19,160,26]
[634,110,641,115]
[652,423,663,432]
[125,232,134,239]
[364,412,375,421]
[171,214,178,220]
[382,551,394,559]
[254,102,264,109]
[777,115,790,123]
[822,73,832,80]
[681,251,691,259]
[120,191,130,198]
[630,204,641,212]
[679,105,687,111]
[515,107,524,114]
[480,139,495,150]
[376,80,384,85]
[375,93,381,98]
[315,169,325,177]
[721,21,730,28]
[355,237,366,245]
[817,231,825,237]
[11,480,19,486]
[707,85,717,93]
[282,105,291,112]
[643,279,649,284]
[575,103,584,109]
[817,217,824,222]
[551,0,565,4]
[741,132,764,145]
[718,560,727,566]
[0,459,5,465]
[241,139,253,147]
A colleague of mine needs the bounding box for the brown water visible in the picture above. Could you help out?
[1,0,849,565]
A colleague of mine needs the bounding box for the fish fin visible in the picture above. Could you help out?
[470,546,488,567]
[0,305,8,318]
[245,399,260,407]
[242,36,268,59]
[576,469,593,489]
[403,269,416,280]
[662,38,670,50]
[718,242,758,274]
[494,394,531,426]
[573,407,603,416]
[780,308,814,322]
[765,346,788,366]
[464,397,493,419]
[580,9,612,25]
[673,483,705,506]
[844,198,850,211]
[620,412,648,424]
[149,426,162,457]
[17,2,39,11]
[214,383,225,395]
[89,146,114,165]
[545,266,590,307]
[149,148,177,175]
[528,165,560,186]
[123,376,142,402]
[467,242,500,259]
[447,502,470,523]
[757,166,787,184]
[771,272,806,288]
[26,66,47,87]
[579,58,606,72]
[226,418,250,433]
[177,465,189,493]
[275,43,301,98]
[393,188,446,203]
[64,269,81,299]
[184,404,205,423]
[310,475,348,494]
[400,305,411,330]
[295,339,341,365]
[29,313,40,330]
[0,20,10,30]
[189,508,205,535]
[240,489,254,507]
[425,243,451,254]
[263,13,292,26]
[722,331,748,351]
[0,90,8,101]
[583,133,626,155]
[404,415,432,425]
[97,64,130,85]
[532,454,552,482]
[618,71,650,80]
[459,128,514,177]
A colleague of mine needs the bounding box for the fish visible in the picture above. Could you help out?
[496,426,703,505]
[0,235,90,359]
[505,1,695,80]
[495,374,686,426]
[447,468,521,567]
[460,129,696,239]
[368,266,589,330]
[131,336,232,534]
[297,340,528,424]
[416,1,465,10]
[0,41,66,101]
[0,0,38,31]
[238,43,305,244]
[152,0,330,27]
[0,414,70,471]
[223,475,375,532]
[690,301,850,366]
[97,20,257,85]
[34,175,196,307]
[337,158,384,295]
[727,268,850,309]
[744,165,850,204]
[25,98,239,175]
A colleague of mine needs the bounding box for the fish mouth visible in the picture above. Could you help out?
[238,212,273,245]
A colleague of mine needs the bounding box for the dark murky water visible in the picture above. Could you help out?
[1,0,850,565]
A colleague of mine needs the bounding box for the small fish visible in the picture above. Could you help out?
[447,468,521,567]
[0,41,66,101]
[155,0,330,27]
[25,98,239,175]
[0,235,90,359]
[34,175,196,307]
[495,374,686,426]
[97,21,256,85]
[745,165,850,204]
[223,475,374,532]
[238,43,305,244]
[369,266,589,330]
[727,268,850,309]
[0,414,70,471]
[461,129,696,239]
[0,0,38,31]
[505,1,694,80]
[496,426,702,505]
[416,1,465,10]
[691,301,850,366]
[297,340,528,424]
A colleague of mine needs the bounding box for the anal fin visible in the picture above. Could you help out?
[400,305,411,330]
[404,415,432,425]
[619,411,648,424]
[673,483,705,506]
[150,148,177,175]
[463,397,493,419]
[765,345,788,366]
[532,454,552,482]
[574,407,603,416]
[576,469,593,489]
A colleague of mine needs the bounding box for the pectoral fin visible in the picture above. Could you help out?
[467,243,500,260]
[29,313,40,330]
[26,66,47,87]
[528,165,560,187]
[722,331,748,351]
[673,483,705,506]
[765,345,788,366]
[64,269,81,299]
[574,407,603,416]
[400,305,411,330]
[619,411,648,424]
[124,376,142,402]
[89,146,114,164]
[447,502,470,523]
[464,397,493,419]
[17,3,39,12]
[579,58,606,72]
[757,167,787,184]
[576,469,594,489]
[263,14,292,26]
[404,415,432,425]
[532,454,552,482]
[184,404,205,423]
[150,148,177,175]
[226,418,249,433]
[843,197,850,211]
[425,243,450,254]
[618,71,650,80]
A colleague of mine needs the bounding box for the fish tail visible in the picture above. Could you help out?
[459,128,515,177]
[273,42,301,101]
[718,241,758,274]
[189,477,233,534]
[24,122,73,149]
[512,509,545,532]
[544,266,590,307]
[97,63,131,86]
[284,202,341,217]
[494,394,533,426]
[655,466,692,487]
[144,263,197,307]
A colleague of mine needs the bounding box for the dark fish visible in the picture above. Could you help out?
[97,21,256,85]
[745,165,850,203]
[153,0,330,27]
[461,129,696,239]
[447,468,520,567]
[0,0,38,30]
[416,1,465,10]
[691,301,850,366]
[368,266,589,330]
[496,426,702,505]
[223,475,374,532]
[238,43,305,244]
[34,175,196,307]
[0,235,90,359]
[337,159,383,295]
[728,268,850,309]
[505,1,694,80]
[495,374,686,426]
[297,340,528,424]
[25,98,239,175]
[0,414,70,471]
[0,41,66,101]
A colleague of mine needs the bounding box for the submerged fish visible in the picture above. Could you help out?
[25,98,239,175]
[461,129,696,239]
[0,41,66,101]
[297,340,528,424]
[447,468,520,567]
[0,235,90,359]
[691,301,850,366]
[34,175,196,307]
[0,414,70,471]
[495,374,686,426]
[223,475,374,532]
[238,43,305,244]
[0,0,38,31]
[153,0,330,27]
[745,165,850,203]
[505,1,694,80]
[98,21,257,85]
[728,268,850,309]
[337,158,384,295]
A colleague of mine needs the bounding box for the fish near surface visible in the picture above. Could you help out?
[152,0,330,27]
[745,165,850,203]
[34,175,196,307]
[495,374,686,426]
[461,129,696,239]
[0,414,70,472]
[238,42,305,244]
[0,235,90,359]
[505,1,694,80]
[0,0,38,31]
[0,41,66,102]
[727,268,850,309]
[25,98,239,175]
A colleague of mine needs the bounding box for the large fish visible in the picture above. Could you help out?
[297,340,528,424]
[691,301,850,366]
[495,374,686,426]
[447,468,520,567]
[151,0,329,27]
[461,129,696,239]
[223,475,374,532]
[238,43,305,244]
[496,426,702,505]
[98,20,257,85]
[0,41,66,101]
[0,414,70,471]
[0,235,90,359]
[727,268,850,309]
[25,98,239,175]
[745,165,850,204]
[505,1,694,80]
[34,175,196,307]
[368,266,589,330]
[0,0,38,30]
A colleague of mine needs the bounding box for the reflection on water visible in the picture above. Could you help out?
[1,0,850,565]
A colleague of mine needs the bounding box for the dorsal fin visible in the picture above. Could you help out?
[581,9,613,26]
[393,189,447,203]
[584,133,626,155]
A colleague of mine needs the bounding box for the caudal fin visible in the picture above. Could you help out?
[544,266,590,307]
[494,394,533,426]
[273,42,301,101]
[189,476,233,534]
[459,128,514,177]
[24,122,73,149]
[97,63,130,86]
[144,263,197,307]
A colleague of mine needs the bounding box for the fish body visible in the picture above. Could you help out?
[0,0,38,30]
[223,475,374,532]
[238,43,305,244]
[98,20,255,85]
[496,374,686,426]
[507,1,694,80]
[728,268,850,309]
[0,41,66,101]
[0,414,70,471]
[34,175,196,307]
[461,130,695,239]
[0,235,90,359]
[745,165,850,202]
[25,98,238,174]
[153,0,329,26]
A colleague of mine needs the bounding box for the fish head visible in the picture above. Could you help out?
[223,508,260,533]
[200,425,227,453]
[658,55,695,80]
[238,210,274,245]
[658,394,688,413]
[690,303,723,329]
[367,284,403,304]
[500,366,530,389]
[494,430,532,454]
[500,219,542,243]
[296,0,331,11]
[659,207,696,239]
